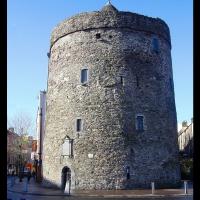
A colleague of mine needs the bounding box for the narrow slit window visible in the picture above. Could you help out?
[169,78,173,90]
[81,69,88,84]
[126,166,130,180]
[136,75,139,87]
[130,148,134,154]
[120,76,124,86]
[152,38,159,53]
[76,119,82,132]
[136,115,144,131]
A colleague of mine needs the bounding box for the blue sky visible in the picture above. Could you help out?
[7,0,193,136]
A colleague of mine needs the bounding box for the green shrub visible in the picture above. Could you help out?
[180,158,193,180]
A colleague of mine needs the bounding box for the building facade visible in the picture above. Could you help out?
[23,136,34,163]
[43,3,180,189]
[7,128,35,174]
[36,90,46,179]
[178,119,193,157]
[7,128,20,173]
[36,90,46,158]
[31,139,38,160]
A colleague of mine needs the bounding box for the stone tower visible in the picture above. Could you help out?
[43,2,180,190]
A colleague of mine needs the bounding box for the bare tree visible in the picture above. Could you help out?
[7,112,34,175]
[8,112,33,136]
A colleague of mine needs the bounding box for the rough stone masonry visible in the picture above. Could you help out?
[42,3,181,190]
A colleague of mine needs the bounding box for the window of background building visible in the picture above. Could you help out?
[81,69,88,84]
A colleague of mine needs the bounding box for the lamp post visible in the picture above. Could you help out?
[19,145,23,182]
[33,155,37,181]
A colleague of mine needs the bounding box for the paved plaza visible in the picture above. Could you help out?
[7,176,193,200]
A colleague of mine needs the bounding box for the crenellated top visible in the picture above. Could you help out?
[50,4,171,49]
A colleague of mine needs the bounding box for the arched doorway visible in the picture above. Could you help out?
[61,166,71,191]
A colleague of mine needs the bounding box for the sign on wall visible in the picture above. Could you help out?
[62,139,73,157]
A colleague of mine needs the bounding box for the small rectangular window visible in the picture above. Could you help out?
[136,115,144,131]
[96,33,101,39]
[76,119,82,132]
[152,38,159,53]
[136,75,139,87]
[81,69,88,84]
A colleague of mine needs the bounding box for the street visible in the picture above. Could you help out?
[7,176,193,200]
[7,191,193,200]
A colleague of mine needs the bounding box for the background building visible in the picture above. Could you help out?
[7,128,20,174]
[31,139,38,160]
[43,2,180,190]
[178,119,193,157]
[35,90,46,180]
[7,128,36,175]
[23,136,34,163]
[36,91,46,157]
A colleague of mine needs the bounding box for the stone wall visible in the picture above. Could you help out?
[43,4,180,190]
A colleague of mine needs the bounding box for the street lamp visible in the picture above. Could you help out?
[19,145,23,182]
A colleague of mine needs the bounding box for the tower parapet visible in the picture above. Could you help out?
[50,4,171,48]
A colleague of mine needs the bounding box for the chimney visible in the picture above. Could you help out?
[182,121,188,127]
[8,127,14,133]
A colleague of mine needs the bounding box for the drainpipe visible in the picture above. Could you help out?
[37,107,42,182]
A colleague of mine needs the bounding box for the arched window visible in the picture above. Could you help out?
[81,69,88,84]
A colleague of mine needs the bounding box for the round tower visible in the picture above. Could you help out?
[43,3,180,190]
